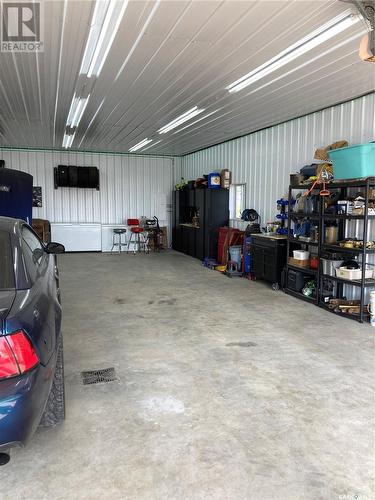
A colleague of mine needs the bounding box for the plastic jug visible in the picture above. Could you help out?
[208,172,221,189]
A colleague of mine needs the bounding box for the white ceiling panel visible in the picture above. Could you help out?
[0,0,373,156]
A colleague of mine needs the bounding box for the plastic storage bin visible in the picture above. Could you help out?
[293,250,310,260]
[328,142,375,180]
[336,267,373,280]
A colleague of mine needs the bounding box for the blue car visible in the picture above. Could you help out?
[0,217,65,464]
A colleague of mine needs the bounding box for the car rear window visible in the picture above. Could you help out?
[0,230,15,289]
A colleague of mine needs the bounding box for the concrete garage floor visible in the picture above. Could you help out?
[1,251,374,500]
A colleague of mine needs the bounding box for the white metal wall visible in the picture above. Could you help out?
[0,148,177,250]
[182,93,375,225]
[0,148,175,223]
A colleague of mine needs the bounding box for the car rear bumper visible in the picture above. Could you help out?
[0,359,55,451]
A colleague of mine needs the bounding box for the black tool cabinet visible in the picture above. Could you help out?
[172,188,229,260]
[251,235,287,289]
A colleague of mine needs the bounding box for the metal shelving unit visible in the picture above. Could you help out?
[285,177,375,323]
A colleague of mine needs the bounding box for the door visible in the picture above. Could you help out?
[205,189,230,259]
[195,190,205,260]
[172,191,187,251]
[19,226,61,365]
[187,228,196,257]
[252,246,265,279]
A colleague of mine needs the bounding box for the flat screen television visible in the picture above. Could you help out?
[54,165,99,190]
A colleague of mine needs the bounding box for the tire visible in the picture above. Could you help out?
[39,334,65,427]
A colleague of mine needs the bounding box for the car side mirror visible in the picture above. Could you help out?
[45,242,65,254]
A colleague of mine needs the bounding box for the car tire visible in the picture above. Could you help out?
[39,334,65,427]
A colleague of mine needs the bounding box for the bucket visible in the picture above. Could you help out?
[229,245,242,269]
[368,291,375,327]
[325,226,338,243]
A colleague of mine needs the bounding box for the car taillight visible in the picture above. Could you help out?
[0,331,39,380]
[0,337,19,379]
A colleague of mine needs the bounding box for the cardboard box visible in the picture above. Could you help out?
[288,257,310,268]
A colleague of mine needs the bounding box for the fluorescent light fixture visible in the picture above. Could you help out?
[249,31,366,96]
[66,95,80,125]
[80,0,129,78]
[140,140,162,152]
[62,133,75,149]
[66,94,90,128]
[129,138,153,152]
[158,107,206,134]
[173,109,219,134]
[227,10,360,93]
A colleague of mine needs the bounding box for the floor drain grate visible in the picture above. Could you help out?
[81,367,117,385]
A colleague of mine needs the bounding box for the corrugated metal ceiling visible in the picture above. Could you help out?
[0,0,374,155]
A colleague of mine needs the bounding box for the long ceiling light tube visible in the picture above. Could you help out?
[158,106,198,132]
[227,10,361,93]
[62,133,75,149]
[140,140,162,152]
[87,1,117,77]
[80,0,129,78]
[129,138,152,152]
[158,107,206,134]
[66,95,80,126]
[67,95,90,128]
[248,30,367,96]
[89,0,129,77]
[173,109,220,134]
[80,1,110,75]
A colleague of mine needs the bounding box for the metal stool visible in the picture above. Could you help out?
[111,228,127,253]
[127,219,146,254]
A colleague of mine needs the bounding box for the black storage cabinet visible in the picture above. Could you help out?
[172,188,229,260]
[172,190,186,252]
[252,235,287,286]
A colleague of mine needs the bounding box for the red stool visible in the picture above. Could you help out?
[127,219,146,253]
